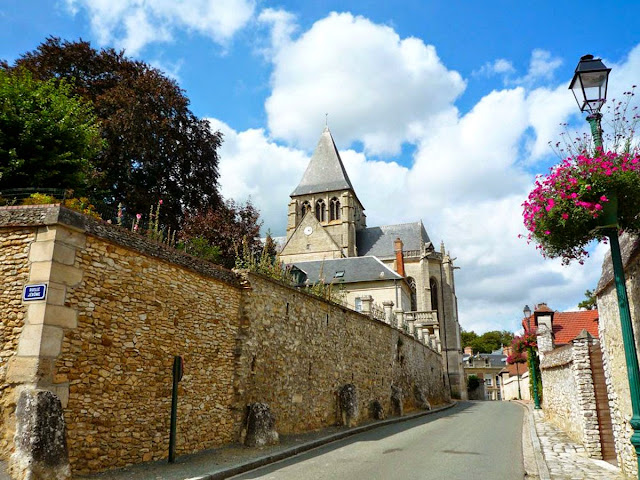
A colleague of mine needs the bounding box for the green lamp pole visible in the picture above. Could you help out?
[524,305,541,409]
[570,54,640,477]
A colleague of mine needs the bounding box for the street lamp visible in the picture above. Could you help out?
[569,54,611,147]
[523,305,541,409]
[570,54,640,478]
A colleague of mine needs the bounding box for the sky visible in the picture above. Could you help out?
[2,0,640,334]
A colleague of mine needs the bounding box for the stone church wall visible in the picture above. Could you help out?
[0,205,449,478]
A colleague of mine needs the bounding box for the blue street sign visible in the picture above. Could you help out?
[23,284,47,301]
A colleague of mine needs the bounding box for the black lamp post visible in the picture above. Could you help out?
[571,54,640,478]
[569,54,611,147]
[524,305,541,409]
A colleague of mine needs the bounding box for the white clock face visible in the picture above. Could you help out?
[304,226,313,236]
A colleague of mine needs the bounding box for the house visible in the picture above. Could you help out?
[499,354,530,401]
[277,126,465,398]
[462,346,507,401]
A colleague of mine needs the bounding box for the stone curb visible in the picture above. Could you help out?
[513,401,550,480]
[197,402,457,480]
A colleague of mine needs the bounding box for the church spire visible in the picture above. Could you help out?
[291,127,355,197]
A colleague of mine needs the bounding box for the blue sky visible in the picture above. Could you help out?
[2,0,640,333]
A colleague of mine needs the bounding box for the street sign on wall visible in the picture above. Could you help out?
[22,284,47,302]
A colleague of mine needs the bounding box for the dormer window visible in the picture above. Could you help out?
[330,197,341,221]
[334,270,345,279]
[315,199,326,222]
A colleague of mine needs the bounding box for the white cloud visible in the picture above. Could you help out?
[211,12,639,334]
[264,12,466,155]
[473,58,515,77]
[512,49,563,87]
[208,118,309,234]
[257,8,297,58]
[65,0,256,54]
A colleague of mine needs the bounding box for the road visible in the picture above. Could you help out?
[231,401,524,480]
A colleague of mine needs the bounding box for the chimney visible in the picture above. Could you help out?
[464,346,473,356]
[394,238,405,277]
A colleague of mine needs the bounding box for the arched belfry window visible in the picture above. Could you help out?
[330,197,341,221]
[301,201,311,215]
[430,278,439,312]
[315,199,326,222]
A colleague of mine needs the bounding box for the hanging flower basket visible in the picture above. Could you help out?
[523,150,640,264]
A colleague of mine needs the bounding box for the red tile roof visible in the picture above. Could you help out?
[523,310,599,345]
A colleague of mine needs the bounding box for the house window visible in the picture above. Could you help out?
[315,199,326,222]
[301,201,311,215]
[330,197,341,221]
[486,377,493,387]
[354,297,362,312]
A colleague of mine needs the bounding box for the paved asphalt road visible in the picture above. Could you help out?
[230,401,524,480]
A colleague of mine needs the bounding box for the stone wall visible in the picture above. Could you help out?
[596,233,640,478]
[0,228,36,458]
[236,272,448,435]
[0,205,449,478]
[538,332,602,459]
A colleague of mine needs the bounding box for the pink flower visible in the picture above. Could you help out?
[159,199,163,205]
[136,213,142,220]
[561,213,569,220]
[544,230,551,235]
[600,195,608,202]
[595,204,603,211]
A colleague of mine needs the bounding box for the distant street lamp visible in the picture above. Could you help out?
[524,305,541,409]
[570,54,640,478]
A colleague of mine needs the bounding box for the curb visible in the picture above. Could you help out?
[514,401,550,480]
[200,402,458,480]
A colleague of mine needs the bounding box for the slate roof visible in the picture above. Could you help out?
[291,127,355,196]
[523,309,599,345]
[357,221,431,258]
[290,256,403,285]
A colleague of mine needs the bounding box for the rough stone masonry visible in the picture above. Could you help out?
[0,205,449,479]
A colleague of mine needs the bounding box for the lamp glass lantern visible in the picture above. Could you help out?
[569,54,611,114]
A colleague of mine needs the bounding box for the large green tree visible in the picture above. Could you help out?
[10,37,222,230]
[0,69,101,193]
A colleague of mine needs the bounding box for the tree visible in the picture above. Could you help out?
[0,69,102,193]
[179,200,262,269]
[461,329,513,354]
[10,37,222,230]
[578,289,597,310]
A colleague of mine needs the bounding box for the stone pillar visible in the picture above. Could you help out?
[4,224,84,478]
[536,323,554,359]
[360,295,373,315]
[571,330,602,459]
[383,301,394,326]
[395,310,405,332]
[9,389,71,480]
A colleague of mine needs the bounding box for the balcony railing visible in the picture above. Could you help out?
[404,310,438,325]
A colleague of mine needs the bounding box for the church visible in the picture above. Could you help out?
[277,126,465,399]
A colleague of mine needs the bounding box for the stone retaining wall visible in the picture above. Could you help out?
[0,205,448,478]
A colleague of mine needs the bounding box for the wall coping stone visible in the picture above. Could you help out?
[0,205,242,288]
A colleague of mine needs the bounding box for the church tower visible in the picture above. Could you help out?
[279,127,366,263]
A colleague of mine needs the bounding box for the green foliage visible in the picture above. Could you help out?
[578,289,597,310]
[177,236,221,263]
[528,348,543,403]
[461,329,513,354]
[12,37,223,230]
[235,236,294,284]
[0,69,102,193]
[467,375,480,390]
[17,192,101,219]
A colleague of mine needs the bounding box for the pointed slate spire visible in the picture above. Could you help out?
[291,127,355,196]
